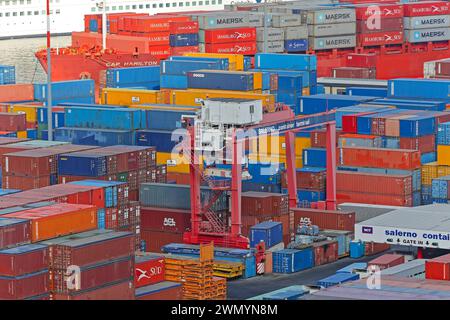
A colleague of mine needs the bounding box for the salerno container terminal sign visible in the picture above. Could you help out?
[355,224,450,249]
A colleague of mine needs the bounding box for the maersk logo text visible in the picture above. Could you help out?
[217,17,244,25]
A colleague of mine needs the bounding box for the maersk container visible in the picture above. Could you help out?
[284,39,309,53]
[307,8,356,25]
[58,153,107,177]
[135,130,185,153]
[187,70,254,91]
[303,148,326,167]
[309,35,356,50]
[346,87,388,98]
[255,53,317,71]
[271,14,303,27]
[169,33,199,47]
[284,26,308,40]
[317,272,359,288]
[194,12,263,30]
[399,115,436,137]
[146,109,197,131]
[405,27,450,43]
[160,75,187,89]
[160,60,224,76]
[139,183,228,211]
[55,127,135,146]
[106,66,160,89]
[388,78,450,101]
[170,56,229,70]
[33,80,95,103]
[404,15,450,30]
[64,107,145,130]
[272,248,314,273]
[250,221,283,248]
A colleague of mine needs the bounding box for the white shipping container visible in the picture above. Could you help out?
[257,41,285,53]
[404,27,450,43]
[307,8,356,25]
[271,14,304,27]
[309,35,356,50]
[256,27,285,42]
[308,22,356,37]
[202,98,263,125]
[284,25,309,40]
[404,15,450,30]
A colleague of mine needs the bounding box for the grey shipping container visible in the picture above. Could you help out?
[195,13,263,30]
[139,183,228,211]
[308,22,356,37]
[256,27,285,42]
[404,15,450,30]
[271,14,303,27]
[257,41,284,53]
[404,27,450,43]
[284,26,309,40]
[309,34,356,50]
[307,8,356,25]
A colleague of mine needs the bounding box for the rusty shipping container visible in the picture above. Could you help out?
[337,171,413,195]
[241,192,289,216]
[337,191,413,206]
[0,218,31,249]
[141,230,184,253]
[2,175,51,190]
[312,240,339,266]
[135,281,182,300]
[2,203,97,242]
[0,243,48,276]
[52,279,135,300]
[291,208,355,232]
[368,254,405,270]
[399,135,436,154]
[365,242,391,256]
[0,269,48,300]
[338,147,421,170]
[0,113,27,131]
[52,255,134,294]
[332,67,376,79]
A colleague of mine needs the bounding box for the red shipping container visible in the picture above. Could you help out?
[135,255,165,288]
[357,31,404,47]
[295,169,326,190]
[241,192,289,216]
[141,207,191,233]
[0,270,48,300]
[425,253,450,280]
[337,191,413,206]
[141,230,184,253]
[170,46,199,55]
[0,84,34,103]
[403,1,450,17]
[169,21,199,34]
[399,135,436,154]
[135,281,182,300]
[310,128,341,148]
[203,28,257,44]
[149,45,171,58]
[291,208,355,232]
[0,218,31,249]
[204,41,257,55]
[139,32,170,45]
[365,242,390,256]
[345,53,377,68]
[52,279,134,300]
[337,171,413,195]
[436,60,450,77]
[332,67,376,79]
[0,113,26,131]
[355,4,404,20]
[368,253,405,270]
[0,243,48,276]
[312,240,339,266]
[338,147,421,170]
[2,175,50,190]
[356,17,404,33]
[52,256,133,294]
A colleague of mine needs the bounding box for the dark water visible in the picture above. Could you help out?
[0,36,71,84]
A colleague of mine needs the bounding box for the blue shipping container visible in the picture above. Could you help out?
[55,127,135,146]
[250,221,283,248]
[160,75,188,89]
[58,153,107,177]
[347,87,387,98]
[146,109,197,131]
[317,272,360,288]
[388,78,450,101]
[170,56,229,70]
[106,66,160,89]
[272,248,314,273]
[302,148,326,167]
[169,33,199,47]
[255,53,317,71]
[187,70,254,91]
[64,107,145,130]
[135,130,185,152]
[34,80,95,103]
[160,60,224,76]
[284,39,308,52]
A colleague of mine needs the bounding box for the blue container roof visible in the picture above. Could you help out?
[69,180,124,187]
[336,262,368,274]
[135,281,181,297]
[0,217,28,226]
[318,272,360,285]
[297,167,326,173]
[302,94,377,101]
[251,221,282,230]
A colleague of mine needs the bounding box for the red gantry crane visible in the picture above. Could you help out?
[181,101,337,249]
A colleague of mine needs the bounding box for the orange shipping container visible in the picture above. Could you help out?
[0,84,34,103]
[2,203,97,242]
[338,147,421,170]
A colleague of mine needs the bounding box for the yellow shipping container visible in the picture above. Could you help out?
[302,87,310,96]
[248,153,303,168]
[183,52,244,71]
[130,104,200,112]
[250,135,310,157]
[251,72,263,91]
[157,152,203,174]
[437,145,450,166]
[421,162,439,185]
[16,131,27,138]
[100,88,161,106]
[171,89,276,112]
[438,165,450,177]
[8,104,38,123]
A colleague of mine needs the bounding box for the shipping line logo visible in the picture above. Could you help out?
[362,226,373,234]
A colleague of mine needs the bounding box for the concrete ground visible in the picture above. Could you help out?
[227,253,384,300]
